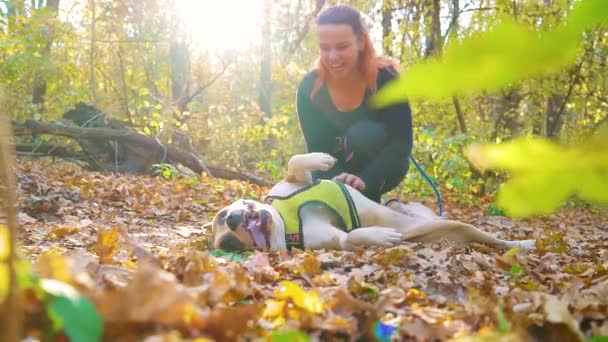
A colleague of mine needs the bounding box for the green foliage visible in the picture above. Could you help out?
[373,0,608,104]
[369,0,608,217]
[487,204,505,217]
[496,299,511,333]
[271,329,311,342]
[0,246,102,341]
[509,263,524,277]
[151,163,180,180]
[211,249,255,262]
[401,129,485,203]
[205,104,304,181]
[43,279,103,342]
[466,127,608,218]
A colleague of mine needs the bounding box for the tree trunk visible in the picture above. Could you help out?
[89,0,97,104]
[424,0,442,58]
[31,0,60,118]
[0,105,21,342]
[453,97,468,134]
[259,0,272,117]
[449,0,468,134]
[170,41,190,112]
[491,89,522,141]
[381,0,394,57]
[545,93,565,137]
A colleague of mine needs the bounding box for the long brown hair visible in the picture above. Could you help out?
[310,5,395,100]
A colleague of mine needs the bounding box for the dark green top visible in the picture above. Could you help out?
[295,66,413,194]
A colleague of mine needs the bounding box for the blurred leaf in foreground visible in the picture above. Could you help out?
[0,224,9,301]
[465,128,608,218]
[372,0,608,105]
[275,281,324,314]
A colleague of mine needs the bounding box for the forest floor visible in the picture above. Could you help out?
[10,159,608,341]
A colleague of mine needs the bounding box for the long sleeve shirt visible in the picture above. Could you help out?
[296,66,413,195]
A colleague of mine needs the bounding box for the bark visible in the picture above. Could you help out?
[424,0,442,58]
[381,0,394,57]
[259,0,272,117]
[287,0,326,57]
[170,40,190,111]
[0,113,21,342]
[89,0,97,104]
[31,0,60,117]
[453,97,468,134]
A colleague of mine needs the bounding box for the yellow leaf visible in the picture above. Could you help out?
[406,288,427,300]
[0,224,9,259]
[263,299,286,319]
[49,225,78,239]
[0,224,9,301]
[502,246,522,259]
[36,249,72,283]
[298,253,322,277]
[275,281,324,314]
[97,226,121,264]
[0,264,7,302]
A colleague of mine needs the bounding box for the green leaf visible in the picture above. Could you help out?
[496,300,511,333]
[509,263,524,277]
[271,329,311,342]
[210,249,254,262]
[42,279,102,342]
[372,0,608,105]
[588,336,608,342]
[465,136,608,218]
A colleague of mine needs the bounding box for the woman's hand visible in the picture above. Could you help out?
[333,173,366,191]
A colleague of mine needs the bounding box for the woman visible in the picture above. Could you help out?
[296,5,413,203]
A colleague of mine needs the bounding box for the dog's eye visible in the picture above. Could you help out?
[215,210,227,225]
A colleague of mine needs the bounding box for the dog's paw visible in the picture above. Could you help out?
[305,153,336,171]
[508,239,536,250]
[368,227,403,247]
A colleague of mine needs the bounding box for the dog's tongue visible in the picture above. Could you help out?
[247,217,266,248]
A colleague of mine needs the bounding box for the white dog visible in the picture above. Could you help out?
[211,153,535,252]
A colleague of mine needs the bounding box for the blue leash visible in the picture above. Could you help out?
[409,155,443,216]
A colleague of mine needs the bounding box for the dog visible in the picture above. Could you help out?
[211,152,535,252]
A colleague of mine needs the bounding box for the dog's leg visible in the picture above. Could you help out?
[348,187,535,249]
[285,153,336,184]
[401,220,535,249]
[300,211,403,251]
[340,227,405,251]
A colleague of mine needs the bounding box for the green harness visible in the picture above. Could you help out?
[269,180,361,250]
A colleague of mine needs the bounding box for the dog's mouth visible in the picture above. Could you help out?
[245,209,271,249]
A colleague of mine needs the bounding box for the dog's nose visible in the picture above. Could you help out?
[226,210,244,231]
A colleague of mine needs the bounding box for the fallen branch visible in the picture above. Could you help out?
[13,121,273,186]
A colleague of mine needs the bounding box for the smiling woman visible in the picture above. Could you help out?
[175,0,263,52]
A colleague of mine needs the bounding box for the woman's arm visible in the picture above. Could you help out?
[356,68,414,193]
[295,74,345,179]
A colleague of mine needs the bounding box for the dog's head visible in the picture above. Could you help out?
[211,199,276,251]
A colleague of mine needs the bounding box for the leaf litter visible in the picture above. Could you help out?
[8,160,608,341]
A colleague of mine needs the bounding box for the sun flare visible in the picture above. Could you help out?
[175,0,264,52]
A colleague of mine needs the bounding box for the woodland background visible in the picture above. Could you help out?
[1,0,608,341]
[2,0,606,201]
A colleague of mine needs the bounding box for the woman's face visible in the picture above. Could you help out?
[318,24,364,80]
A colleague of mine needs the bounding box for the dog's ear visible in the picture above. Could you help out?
[218,233,246,251]
[212,209,228,235]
